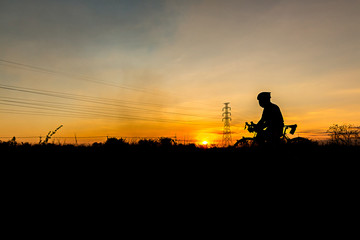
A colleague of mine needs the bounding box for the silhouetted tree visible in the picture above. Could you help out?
[105,137,128,146]
[10,136,17,146]
[158,137,176,148]
[327,124,360,145]
[138,139,158,149]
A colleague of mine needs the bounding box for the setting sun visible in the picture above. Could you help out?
[202,141,208,145]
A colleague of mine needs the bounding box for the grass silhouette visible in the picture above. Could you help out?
[1,136,359,160]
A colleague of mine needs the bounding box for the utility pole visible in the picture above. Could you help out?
[222,102,232,147]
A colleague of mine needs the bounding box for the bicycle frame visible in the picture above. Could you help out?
[234,122,297,147]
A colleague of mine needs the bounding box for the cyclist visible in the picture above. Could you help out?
[255,92,284,144]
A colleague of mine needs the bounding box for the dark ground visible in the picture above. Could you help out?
[2,137,358,217]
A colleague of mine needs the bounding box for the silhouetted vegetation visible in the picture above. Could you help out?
[1,134,359,160]
[39,125,63,144]
[327,124,360,146]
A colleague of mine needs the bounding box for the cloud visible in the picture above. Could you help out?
[0,0,180,59]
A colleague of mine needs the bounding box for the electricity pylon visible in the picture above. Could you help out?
[222,102,232,147]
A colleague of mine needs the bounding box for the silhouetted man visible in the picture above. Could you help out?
[255,92,284,144]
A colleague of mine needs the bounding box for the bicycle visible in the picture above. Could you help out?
[234,122,310,147]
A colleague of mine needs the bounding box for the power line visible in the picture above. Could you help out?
[0,58,225,127]
[0,84,220,126]
[0,100,204,124]
[0,83,218,118]
[0,58,158,94]
[0,58,221,113]
[0,93,200,119]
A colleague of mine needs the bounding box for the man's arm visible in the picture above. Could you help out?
[256,109,267,130]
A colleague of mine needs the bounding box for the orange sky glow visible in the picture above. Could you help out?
[0,0,359,145]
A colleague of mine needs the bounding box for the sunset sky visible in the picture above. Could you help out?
[1,0,359,144]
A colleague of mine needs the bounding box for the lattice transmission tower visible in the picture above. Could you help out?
[222,102,232,147]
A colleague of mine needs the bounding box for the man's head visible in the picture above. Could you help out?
[257,92,271,108]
